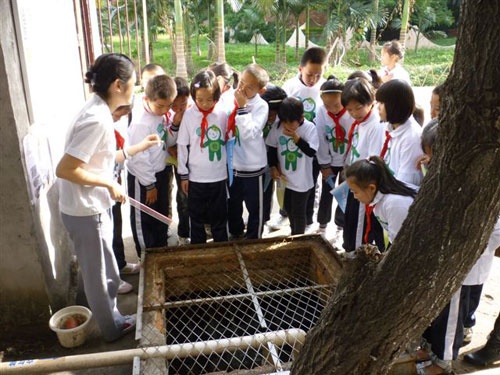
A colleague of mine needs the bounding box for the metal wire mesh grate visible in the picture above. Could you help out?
[158,246,333,374]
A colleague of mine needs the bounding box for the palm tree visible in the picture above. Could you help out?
[174,0,188,78]
[368,0,379,63]
[214,0,242,63]
[399,0,414,57]
[288,0,306,58]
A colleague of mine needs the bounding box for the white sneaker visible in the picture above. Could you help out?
[305,223,317,234]
[118,280,133,294]
[120,262,141,275]
[267,215,288,230]
[178,236,190,245]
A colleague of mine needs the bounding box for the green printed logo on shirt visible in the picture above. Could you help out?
[201,125,225,161]
[156,120,167,150]
[302,97,317,122]
[325,125,347,154]
[279,136,303,171]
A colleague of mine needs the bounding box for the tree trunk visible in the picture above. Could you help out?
[291,1,500,374]
[183,4,194,75]
[275,16,281,64]
[214,0,225,63]
[174,0,188,79]
[368,0,379,63]
[398,0,411,60]
[295,20,299,59]
[305,4,310,50]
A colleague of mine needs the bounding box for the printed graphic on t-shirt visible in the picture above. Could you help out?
[300,97,316,122]
[279,136,303,171]
[375,215,389,233]
[325,125,347,154]
[350,132,361,162]
[156,118,168,150]
[196,125,225,161]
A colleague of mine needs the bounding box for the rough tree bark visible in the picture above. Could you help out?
[291,1,500,374]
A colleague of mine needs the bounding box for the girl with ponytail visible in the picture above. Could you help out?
[345,156,416,243]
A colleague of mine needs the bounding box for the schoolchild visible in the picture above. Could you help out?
[127,75,177,256]
[283,46,327,230]
[380,40,411,85]
[315,77,353,233]
[141,63,166,91]
[266,97,319,235]
[345,156,417,244]
[347,70,383,90]
[430,84,443,120]
[376,79,423,186]
[177,70,229,244]
[260,84,287,225]
[167,77,192,245]
[341,77,385,253]
[56,53,161,341]
[208,62,240,115]
[415,118,438,171]
[227,64,269,239]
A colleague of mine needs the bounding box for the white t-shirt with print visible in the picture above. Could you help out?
[177,105,228,183]
[266,119,319,192]
[347,110,385,165]
[283,75,325,123]
[316,105,353,167]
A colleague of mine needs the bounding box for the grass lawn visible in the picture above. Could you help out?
[113,34,455,87]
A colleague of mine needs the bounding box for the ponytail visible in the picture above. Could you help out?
[346,156,417,198]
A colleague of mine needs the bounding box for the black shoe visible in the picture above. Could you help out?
[464,345,500,366]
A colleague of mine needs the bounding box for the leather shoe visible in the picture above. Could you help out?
[464,345,500,366]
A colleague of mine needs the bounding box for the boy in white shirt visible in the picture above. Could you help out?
[283,46,327,231]
[227,64,269,239]
[266,97,319,235]
[127,75,177,255]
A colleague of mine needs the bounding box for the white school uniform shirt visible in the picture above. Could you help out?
[370,191,414,243]
[127,101,174,186]
[283,75,326,123]
[59,94,115,216]
[315,105,353,167]
[265,119,319,192]
[177,105,228,183]
[216,88,236,117]
[348,110,385,165]
[232,94,269,171]
[382,64,411,85]
[383,117,423,186]
[463,217,500,286]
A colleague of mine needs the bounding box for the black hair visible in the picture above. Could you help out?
[174,77,190,98]
[300,47,327,67]
[341,77,375,107]
[382,40,404,60]
[190,70,221,102]
[141,63,165,76]
[278,97,304,123]
[347,70,382,89]
[243,63,270,89]
[145,75,177,101]
[421,119,439,151]
[432,83,444,98]
[320,76,344,93]
[261,84,287,112]
[208,62,240,90]
[376,79,415,124]
[84,53,135,99]
[346,156,417,198]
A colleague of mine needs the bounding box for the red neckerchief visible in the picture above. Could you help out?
[346,108,372,156]
[114,130,125,150]
[380,130,392,159]
[197,104,215,148]
[226,99,239,141]
[364,203,376,244]
[327,108,347,148]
